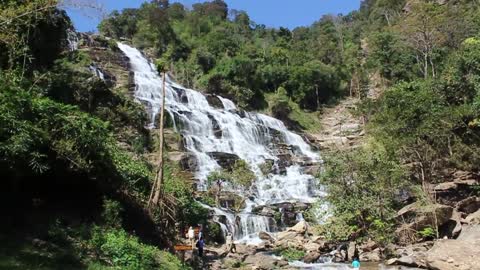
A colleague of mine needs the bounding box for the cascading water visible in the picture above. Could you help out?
[117,42,322,243]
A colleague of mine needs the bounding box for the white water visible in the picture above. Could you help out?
[118,43,322,242]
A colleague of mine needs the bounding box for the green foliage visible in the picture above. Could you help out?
[102,198,123,228]
[207,159,256,190]
[91,228,159,269]
[275,247,305,262]
[163,165,209,226]
[417,227,436,239]
[318,141,406,244]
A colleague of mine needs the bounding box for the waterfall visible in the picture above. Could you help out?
[117,43,322,243]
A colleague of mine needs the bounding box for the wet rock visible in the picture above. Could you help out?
[207,152,240,171]
[206,94,223,109]
[180,154,198,171]
[172,86,188,103]
[207,114,222,138]
[303,251,321,263]
[258,231,274,242]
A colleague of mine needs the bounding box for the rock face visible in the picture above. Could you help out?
[456,196,480,214]
[207,152,240,171]
[465,209,480,225]
[180,153,198,171]
[425,226,480,270]
[395,202,454,244]
[205,94,224,109]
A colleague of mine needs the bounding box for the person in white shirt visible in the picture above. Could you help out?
[187,226,195,249]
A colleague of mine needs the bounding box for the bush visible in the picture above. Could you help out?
[418,227,436,240]
[275,247,305,262]
[102,198,123,228]
[91,229,159,270]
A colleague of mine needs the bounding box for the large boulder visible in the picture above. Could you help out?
[396,203,453,243]
[288,220,308,234]
[258,231,274,242]
[426,226,480,270]
[180,153,198,171]
[304,242,321,253]
[205,94,223,109]
[243,252,283,270]
[465,209,480,225]
[207,152,240,171]
[303,251,321,264]
[456,196,480,214]
[360,248,381,262]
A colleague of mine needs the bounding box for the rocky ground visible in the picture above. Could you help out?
[305,97,364,152]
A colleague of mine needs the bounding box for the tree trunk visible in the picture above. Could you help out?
[151,71,167,207]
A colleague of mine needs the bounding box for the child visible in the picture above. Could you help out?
[352,257,360,270]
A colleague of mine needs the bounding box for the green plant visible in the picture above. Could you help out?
[418,227,436,239]
[102,198,123,228]
[91,228,158,270]
[276,247,305,262]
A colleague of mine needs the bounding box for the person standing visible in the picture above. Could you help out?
[226,233,236,253]
[187,226,195,249]
[197,237,205,257]
[352,257,360,270]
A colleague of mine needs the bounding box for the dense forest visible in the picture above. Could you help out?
[1,0,480,269]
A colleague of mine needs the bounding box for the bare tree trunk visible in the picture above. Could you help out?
[151,71,167,207]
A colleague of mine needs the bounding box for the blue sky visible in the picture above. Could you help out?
[66,0,361,33]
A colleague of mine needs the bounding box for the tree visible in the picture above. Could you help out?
[368,31,416,82]
[149,59,168,209]
[398,2,447,79]
[288,60,340,110]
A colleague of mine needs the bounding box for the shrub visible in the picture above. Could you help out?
[91,229,158,270]
[418,227,436,239]
[276,247,305,262]
[102,198,123,228]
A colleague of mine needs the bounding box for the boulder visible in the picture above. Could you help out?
[359,248,381,262]
[288,220,308,234]
[456,196,480,214]
[207,152,240,171]
[303,251,321,264]
[205,94,223,109]
[304,242,321,253]
[180,154,198,171]
[243,252,280,270]
[396,203,453,242]
[439,209,462,239]
[207,114,222,138]
[386,256,423,268]
[359,239,378,253]
[424,225,480,270]
[465,209,480,225]
[277,231,297,242]
[258,231,274,242]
